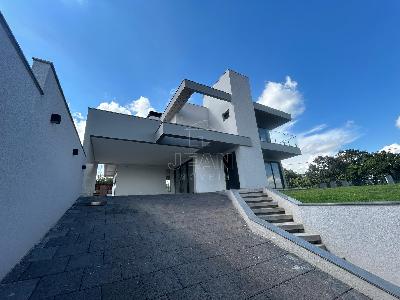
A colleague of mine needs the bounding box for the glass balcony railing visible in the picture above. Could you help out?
[258,128,298,148]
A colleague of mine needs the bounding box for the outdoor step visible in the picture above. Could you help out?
[244,197,274,203]
[247,201,279,208]
[276,222,304,233]
[315,244,328,251]
[259,214,294,223]
[241,194,267,198]
[293,233,322,244]
[252,207,286,215]
[239,189,263,194]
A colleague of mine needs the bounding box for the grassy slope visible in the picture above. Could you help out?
[282,184,400,203]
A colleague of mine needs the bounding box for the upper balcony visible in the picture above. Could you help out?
[258,128,301,160]
[253,102,291,130]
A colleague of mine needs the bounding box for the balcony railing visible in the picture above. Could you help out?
[258,128,298,148]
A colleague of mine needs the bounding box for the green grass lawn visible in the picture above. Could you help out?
[281,184,400,204]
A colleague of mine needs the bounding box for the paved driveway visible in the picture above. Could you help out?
[0,193,368,299]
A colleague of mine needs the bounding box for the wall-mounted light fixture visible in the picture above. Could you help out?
[82,165,87,170]
[50,114,61,124]
[73,149,79,155]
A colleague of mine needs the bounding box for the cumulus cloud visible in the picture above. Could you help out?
[396,116,400,129]
[380,143,400,154]
[257,76,305,117]
[97,101,132,115]
[97,97,154,118]
[258,76,360,173]
[126,96,154,117]
[72,112,86,143]
[282,122,360,173]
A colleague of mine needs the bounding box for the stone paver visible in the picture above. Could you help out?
[0,279,38,300]
[0,193,370,299]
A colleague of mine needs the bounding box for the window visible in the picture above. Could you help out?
[165,172,171,192]
[258,128,271,142]
[222,109,229,121]
[265,162,284,189]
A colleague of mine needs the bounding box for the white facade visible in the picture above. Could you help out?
[193,154,226,193]
[83,70,301,196]
[114,165,169,195]
[0,15,85,279]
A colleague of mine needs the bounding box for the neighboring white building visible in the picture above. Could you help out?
[0,13,85,279]
[83,72,301,196]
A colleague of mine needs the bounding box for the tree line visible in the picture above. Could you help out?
[284,149,400,188]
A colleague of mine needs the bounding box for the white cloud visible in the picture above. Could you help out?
[257,76,305,117]
[97,101,132,115]
[258,76,360,173]
[380,143,400,154]
[97,97,154,118]
[72,112,86,143]
[127,96,154,117]
[282,122,360,173]
[396,116,400,129]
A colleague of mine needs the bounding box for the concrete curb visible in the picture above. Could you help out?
[227,189,400,299]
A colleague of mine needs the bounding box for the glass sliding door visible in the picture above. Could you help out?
[173,159,194,194]
[265,161,284,189]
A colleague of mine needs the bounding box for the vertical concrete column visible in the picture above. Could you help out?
[227,71,267,188]
[81,162,97,196]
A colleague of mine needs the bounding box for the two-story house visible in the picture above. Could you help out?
[82,70,301,195]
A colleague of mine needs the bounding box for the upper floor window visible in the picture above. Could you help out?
[258,128,271,142]
[222,109,229,121]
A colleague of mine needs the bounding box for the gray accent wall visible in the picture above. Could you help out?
[0,18,85,280]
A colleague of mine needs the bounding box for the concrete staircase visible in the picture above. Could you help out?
[239,189,327,250]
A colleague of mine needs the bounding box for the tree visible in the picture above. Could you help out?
[284,169,311,188]
[283,149,400,188]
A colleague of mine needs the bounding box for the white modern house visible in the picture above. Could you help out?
[82,71,301,196]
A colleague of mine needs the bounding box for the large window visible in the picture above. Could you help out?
[265,162,284,189]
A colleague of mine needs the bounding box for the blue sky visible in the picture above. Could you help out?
[1,0,399,172]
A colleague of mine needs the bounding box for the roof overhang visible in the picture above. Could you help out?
[91,136,198,167]
[161,79,231,122]
[253,102,292,130]
[155,122,251,153]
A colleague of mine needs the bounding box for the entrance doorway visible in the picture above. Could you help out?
[223,152,240,190]
[173,159,194,193]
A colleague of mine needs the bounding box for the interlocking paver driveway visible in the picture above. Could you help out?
[0,193,369,299]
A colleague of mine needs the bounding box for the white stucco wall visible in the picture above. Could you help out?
[266,189,400,287]
[300,205,400,286]
[113,164,169,195]
[170,103,209,129]
[193,154,225,193]
[205,70,267,189]
[203,74,237,134]
[0,20,85,280]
